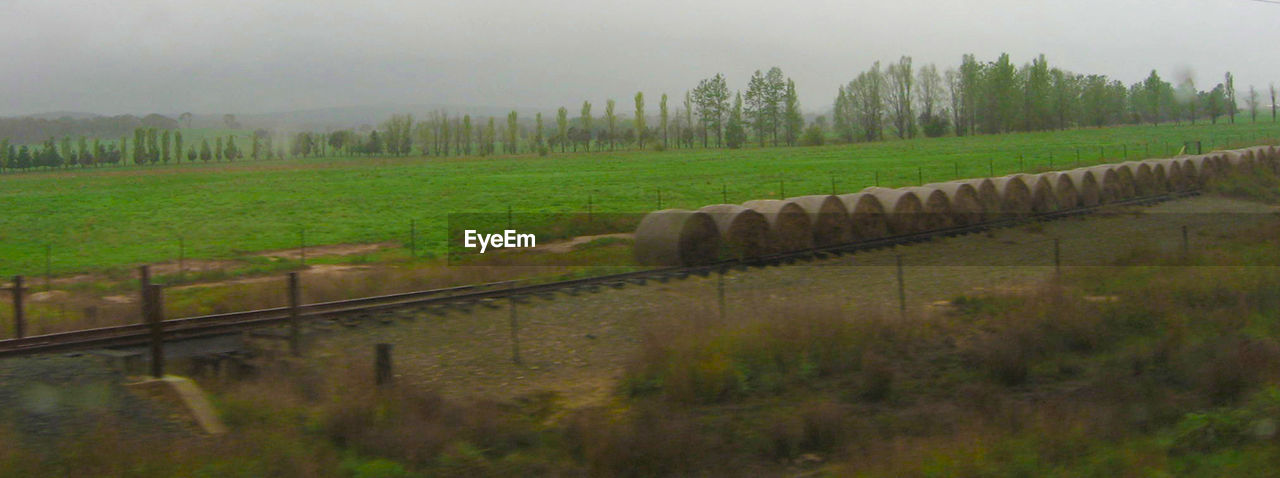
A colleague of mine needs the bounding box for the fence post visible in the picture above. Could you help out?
[11,276,24,339]
[288,272,301,357]
[299,228,307,266]
[1019,154,1024,171]
[831,176,837,195]
[721,185,727,203]
[988,159,994,176]
[375,343,393,386]
[145,284,164,379]
[139,265,151,323]
[874,171,879,187]
[917,167,923,185]
[779,180,785,198]
[954,161,959,178]
[896,255,906,318]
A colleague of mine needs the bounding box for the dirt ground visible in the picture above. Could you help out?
[303,195,1280,407]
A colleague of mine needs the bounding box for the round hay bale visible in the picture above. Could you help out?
[634,209,720,266]
[902,186,954,231]
[1223,150,1254,173]
[788,195,854,247]
[964,178,1002,220]
[1121,161,1158,196]
[861,187,924,235]
[1063,169,1102,207]
[1110,163,1138,199]
[1011,174,1060,213]
[1144,161,1170,193]
[990,175,1033,216]
[1185,156,1213,186]
[837,192,889,241]
[924,181,984,225]
[742,199,814,253]
[1086,165,1125,203]
[1162,158,1187,190]
[697,204,770,260]
[1039,172,1080,209]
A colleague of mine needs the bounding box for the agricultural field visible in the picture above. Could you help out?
[1,121,1277,279]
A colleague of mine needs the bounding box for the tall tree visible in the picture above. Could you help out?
[1247,86,1260,123]
[535,112,544,149]
[765,67,786,146]
[556,107,568,153]
[633,92,647,149]
[847,62,886,142]
[1225,72,1237,124]
[693,73,729,147]
[215,136,224,161]
[506,111,518,154]
[783,79,802,146]
[485,117,497,156]
[745,69,771,146]
[659,93,669,149]
[683,91,694,148]
[916,63,944,131]
[161,130,171,163]
[604,99,617,151]
[200,139,212,162]
[726,91,746,149]
[174,131,183,163]
[886,55,916,139]
[580,101,593,152]
[148,129,160,164]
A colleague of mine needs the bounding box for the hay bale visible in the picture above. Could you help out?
[1223,150,1254,173]
[837,192,889,241]
[697,204,770,260]
[634,209,720,266]
[964,178,1002,220]
[1011,174,1060,213]
[1180,157,1205,187]
[1144,161,1171,193]
[1109,163,1139,199]
[1063,169,1102,207]
[862,187,924,235]
[991,175,1033,216]
[1185,156,1214,186]
[1164,160,1187,191]
[788,195,854,247]
[902,186,954,231]
[924,182,984,225]
[1121,161,1158,196]
[1086,165,1125,203]
[1039,172,1080,209]
[743,199,814,253]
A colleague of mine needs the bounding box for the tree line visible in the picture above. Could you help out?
[3,52,1278,172]
[0,128,287,172]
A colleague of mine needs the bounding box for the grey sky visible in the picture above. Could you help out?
[2,0,1276,117]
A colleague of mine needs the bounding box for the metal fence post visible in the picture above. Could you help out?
[145,284,164,379]
[288,272,301,357]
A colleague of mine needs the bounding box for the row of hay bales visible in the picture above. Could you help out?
[635,145,1280,266]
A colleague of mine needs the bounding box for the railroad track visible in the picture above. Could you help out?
[0,189,1199,358]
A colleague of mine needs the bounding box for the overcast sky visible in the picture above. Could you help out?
[2,0,1276,117]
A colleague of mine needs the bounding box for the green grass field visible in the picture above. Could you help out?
[2,121,1278,277]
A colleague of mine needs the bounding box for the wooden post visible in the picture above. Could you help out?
[145,284,164,379]
[831,176,836,195]
[139,265,151,323]
[11,276,24,339]
[896,255,906,318]
[1019,154,1024,171]
[874,171,879,187]
[779,180,785,198]
[988,159,994,176]
[375,343,393,386]
[288,272,301,357]
[721,185,727,203]
[917,167,923,186]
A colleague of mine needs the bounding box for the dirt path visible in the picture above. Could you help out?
[305,195,1279,407]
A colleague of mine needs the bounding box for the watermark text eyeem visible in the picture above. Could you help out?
[463,229,537,253]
